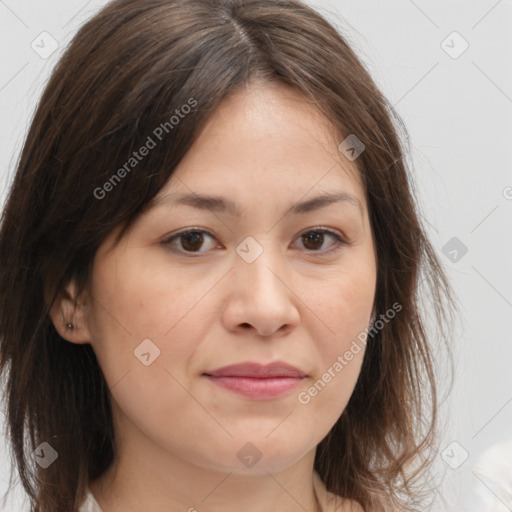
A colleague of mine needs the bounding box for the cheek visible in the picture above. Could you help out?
[87,250,217,403]
[85,257,207,450]
[85,255,175,389]
[306,265,375,346]
[300,258,374,407]
[297,337,366,434]
[89,247,193,346]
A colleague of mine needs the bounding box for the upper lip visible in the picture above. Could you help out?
[204,361,307,378]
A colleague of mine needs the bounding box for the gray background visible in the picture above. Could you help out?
[1,0,511,510]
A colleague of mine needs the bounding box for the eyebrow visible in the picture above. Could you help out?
[150,191,363,217]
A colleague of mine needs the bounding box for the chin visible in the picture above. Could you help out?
[214,437,314,476]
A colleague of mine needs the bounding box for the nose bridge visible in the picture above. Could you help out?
[228,234,299,336]
[235,235,284,296]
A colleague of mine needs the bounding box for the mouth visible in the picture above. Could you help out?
[202,361,307,400]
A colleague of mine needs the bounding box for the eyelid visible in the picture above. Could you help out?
[161,226,350,256]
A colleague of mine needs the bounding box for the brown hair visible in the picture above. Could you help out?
[0,0,457,510]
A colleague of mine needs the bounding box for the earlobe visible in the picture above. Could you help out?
[49,279,92,344]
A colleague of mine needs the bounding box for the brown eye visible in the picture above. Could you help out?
[162,227,348,257]
[301,231,325,250]
[295,229,347,255]
[163,229,217,254]
[180,231,205,252]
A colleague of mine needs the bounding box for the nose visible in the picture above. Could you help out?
[221,243,300,338]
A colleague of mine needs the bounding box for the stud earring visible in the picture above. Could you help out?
[65,322,74,330]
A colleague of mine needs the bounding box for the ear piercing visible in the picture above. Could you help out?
[65,322,74,330]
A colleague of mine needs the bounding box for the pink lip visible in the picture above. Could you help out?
[203,361,307,400]
[204,361,306,378]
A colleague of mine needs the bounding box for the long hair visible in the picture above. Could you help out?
[0,0,457,510]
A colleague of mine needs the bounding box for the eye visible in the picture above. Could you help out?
[162,229,218,255]
[161,227,349,256]
[293,228,349,256]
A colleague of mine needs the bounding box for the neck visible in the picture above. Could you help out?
[89,424,322,512]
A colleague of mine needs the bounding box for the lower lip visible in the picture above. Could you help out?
[205,375,304,400]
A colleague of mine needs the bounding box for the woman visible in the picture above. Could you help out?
[0,0,457,510]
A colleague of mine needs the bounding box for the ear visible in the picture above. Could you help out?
[49,279,92,344]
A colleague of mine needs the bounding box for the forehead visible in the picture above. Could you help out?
[150,81,366,213]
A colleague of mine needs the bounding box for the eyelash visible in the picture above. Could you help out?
[162,227,349,257]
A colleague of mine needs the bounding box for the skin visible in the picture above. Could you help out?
[51,80,375,512]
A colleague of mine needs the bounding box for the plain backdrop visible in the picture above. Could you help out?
[1,1,511,511]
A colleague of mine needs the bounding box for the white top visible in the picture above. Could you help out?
[79,489,102,512]
[79,471,352,511]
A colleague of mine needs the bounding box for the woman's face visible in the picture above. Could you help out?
[65,81,377,475]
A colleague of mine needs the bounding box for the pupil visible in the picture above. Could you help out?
[304,232,323,250]
[182,232,203,251]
